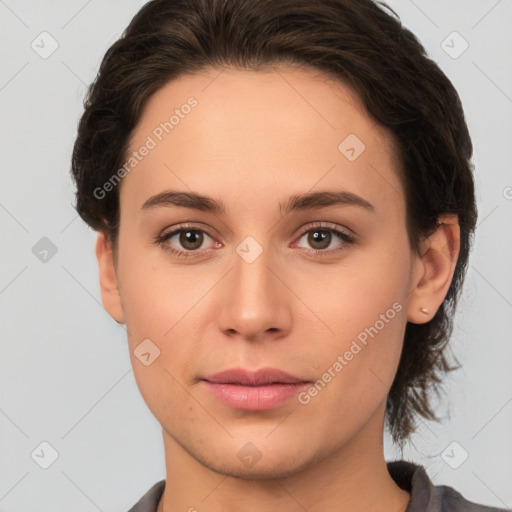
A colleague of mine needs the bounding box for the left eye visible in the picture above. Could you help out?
[295,227,353,253]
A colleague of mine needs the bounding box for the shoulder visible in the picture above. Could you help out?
[387,460,510,512]
[125,466,510,512]
[126,479,165,512]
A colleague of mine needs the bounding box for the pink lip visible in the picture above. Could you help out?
[202,367,309,411]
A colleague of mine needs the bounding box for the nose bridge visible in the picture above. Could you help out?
[217,234,290,340]
[232,236,278,309]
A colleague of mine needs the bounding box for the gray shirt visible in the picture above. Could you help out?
[127,460,510,511]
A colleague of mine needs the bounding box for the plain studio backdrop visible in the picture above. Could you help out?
[0,0,511,510]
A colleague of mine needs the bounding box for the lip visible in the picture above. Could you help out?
[204,367,306,386]
[202,367,309,411]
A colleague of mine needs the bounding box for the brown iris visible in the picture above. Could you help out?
[307,230,331,250]
[179,230,204,250]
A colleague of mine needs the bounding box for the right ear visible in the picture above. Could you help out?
[95,231,125,323]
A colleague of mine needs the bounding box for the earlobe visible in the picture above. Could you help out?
[407,214,460,324]
[95,231,125,323]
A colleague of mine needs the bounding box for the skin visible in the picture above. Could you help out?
[96,65,460,512]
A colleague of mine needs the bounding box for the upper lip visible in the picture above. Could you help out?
[203,367,308,386]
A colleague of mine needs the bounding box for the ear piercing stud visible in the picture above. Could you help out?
[420,307,429,315]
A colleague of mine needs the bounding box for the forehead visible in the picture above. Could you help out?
[122,65,404,217]
[132,65,387,148]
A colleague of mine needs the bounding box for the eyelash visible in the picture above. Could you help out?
[154,222,355,259]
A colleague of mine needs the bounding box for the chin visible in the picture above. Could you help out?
[176,432,320,480]
[198,454,315,481]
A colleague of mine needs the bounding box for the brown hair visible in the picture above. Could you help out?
[70,0,477,449]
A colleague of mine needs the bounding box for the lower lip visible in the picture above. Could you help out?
[203,381,308,410]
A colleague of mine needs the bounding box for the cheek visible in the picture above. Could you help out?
[300,305,407,434]
[116,235,198,340]
[128,354,201,435]
[304,248,409,400]
[317,250,408,339]
[119,263,201,424]
[115,238,202,394]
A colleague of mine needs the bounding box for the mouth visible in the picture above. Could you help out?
[201,367,310,411]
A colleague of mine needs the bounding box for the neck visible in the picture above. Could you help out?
[157,404,410,512]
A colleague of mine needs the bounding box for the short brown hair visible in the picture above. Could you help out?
[70,0,477,449]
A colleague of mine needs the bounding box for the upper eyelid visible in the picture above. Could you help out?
[161,222,216,237]
[161,221,350,235]
[297,221,353,235]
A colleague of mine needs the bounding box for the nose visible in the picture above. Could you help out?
[216,244,292,343]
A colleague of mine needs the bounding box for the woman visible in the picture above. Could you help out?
[70,0,509,510]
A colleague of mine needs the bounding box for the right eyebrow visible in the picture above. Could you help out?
[141,190,226,215]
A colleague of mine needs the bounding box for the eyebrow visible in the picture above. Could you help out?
[141,189,375,215]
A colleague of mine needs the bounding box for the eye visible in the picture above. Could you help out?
[155,222,355,260]
[294,223,355,256]
[155,224,219,259]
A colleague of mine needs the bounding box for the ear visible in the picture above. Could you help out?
[407,214,460,324]
[95,231,125,323]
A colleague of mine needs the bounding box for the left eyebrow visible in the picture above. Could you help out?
[280,190,375,215]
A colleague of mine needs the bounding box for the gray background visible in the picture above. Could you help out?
[1,0,511,510]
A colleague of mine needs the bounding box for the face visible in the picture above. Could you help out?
[101,65,423,478]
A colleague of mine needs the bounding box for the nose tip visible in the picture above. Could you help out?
[216,252,292,342]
